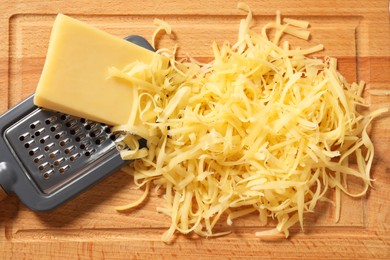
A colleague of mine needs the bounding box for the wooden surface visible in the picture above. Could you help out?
[0,0,389,258]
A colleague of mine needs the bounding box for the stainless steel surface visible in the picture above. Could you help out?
[4,108,117,194]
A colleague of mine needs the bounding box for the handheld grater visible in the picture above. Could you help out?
[0,35,153,211]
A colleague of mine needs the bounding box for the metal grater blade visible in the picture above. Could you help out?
[0,95,127,211]
[5,108,118,194]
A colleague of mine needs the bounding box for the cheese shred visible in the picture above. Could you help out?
[111,3,388,241]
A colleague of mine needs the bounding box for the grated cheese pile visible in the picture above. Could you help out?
[110,3,388,241]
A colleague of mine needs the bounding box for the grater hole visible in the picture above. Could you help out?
[90,132,96,138]
[34,155,44,163]
[60,115,67,120]
[24,140,34,149]
[70,126,81,135]
[59,165,70,174]
[80,118,86,123]
[35,128,45,136]
[29,148,40,156]
[53,158,65,167]
[38,163,49,171]
[65,119,77,128]
[19,135,26,141]
[110,134,116,141]
[91,129,101,137]
[75,133,86,142]
[43,170,54,179]
[80,144,85,149]
[60,139,69,147]
[59,138,70,147]
[45,116,57,125]
[85,124,91,130]
[95,136,106,145]
[30,120,40,129]
[84,149,95,157]
[70,153,81,162]
[49,150,60,159]
[64,146,75,154]
[40,136,50,144]
[50,126,56,132]
[105,128,111,134]
[44,144,54,151]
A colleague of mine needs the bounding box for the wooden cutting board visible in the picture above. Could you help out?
[0,0,389,258]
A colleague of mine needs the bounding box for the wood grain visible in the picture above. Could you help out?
[1,0,389,259]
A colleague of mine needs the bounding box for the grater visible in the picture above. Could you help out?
[0,35,154,211]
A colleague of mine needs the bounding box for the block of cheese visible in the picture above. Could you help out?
[34,14,168,126]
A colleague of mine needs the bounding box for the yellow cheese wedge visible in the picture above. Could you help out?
[34,14,168,126]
